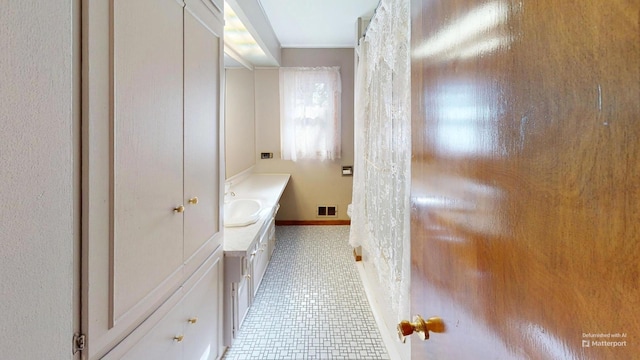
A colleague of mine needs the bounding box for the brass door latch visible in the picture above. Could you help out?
[397,315,445,343]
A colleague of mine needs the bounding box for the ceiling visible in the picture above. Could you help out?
[224,0,379,68]
[258,0,380,48]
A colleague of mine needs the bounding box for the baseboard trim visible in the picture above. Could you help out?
[275,220,351,226]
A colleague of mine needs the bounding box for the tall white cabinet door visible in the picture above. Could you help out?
[183,6,222,263]
[113,0,184,324]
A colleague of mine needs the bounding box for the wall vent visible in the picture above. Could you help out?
[317,205,338,217]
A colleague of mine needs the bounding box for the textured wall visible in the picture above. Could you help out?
[0,1,76,359]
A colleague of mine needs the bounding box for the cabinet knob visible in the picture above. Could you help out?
[188,317,198,324]
[173,335,184,342]
[173,205,185,213]
[188,197,199,205]
[397,315,445,343]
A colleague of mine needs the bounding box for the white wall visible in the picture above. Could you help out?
[223,49,355,221]
[0,2,78,359]
[253,48,355,221]
[225,69,256,178]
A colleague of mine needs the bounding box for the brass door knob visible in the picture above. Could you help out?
[188,317,198,324]
[174,205,185,213]
[173,335,184,342]
[188,197,199,205]
[397,315,445,343]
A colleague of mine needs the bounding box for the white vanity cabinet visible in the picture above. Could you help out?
[222,173,290,347]
[82,0,224,358]
[223,211,275,345]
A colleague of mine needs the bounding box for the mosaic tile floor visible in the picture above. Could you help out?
[222,225,390,360]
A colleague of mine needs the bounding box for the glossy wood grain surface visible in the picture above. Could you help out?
[410,0,640,358]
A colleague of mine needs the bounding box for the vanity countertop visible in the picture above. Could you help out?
[223,173,290,256]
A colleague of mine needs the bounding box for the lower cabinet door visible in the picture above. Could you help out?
[268,217,276,258]
[252,240,269,297]
[120,251,223,360]
[236,276,251,331]
[183,254,223,360]
[121,289,185,360]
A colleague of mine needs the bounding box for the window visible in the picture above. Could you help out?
[279,67,341,161]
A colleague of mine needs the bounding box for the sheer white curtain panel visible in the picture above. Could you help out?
[280,67,342,162]
[349,0,411,321]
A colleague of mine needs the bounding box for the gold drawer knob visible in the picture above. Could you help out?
[188,197,199,205]
[397,315,445,343]
[173,205,185,213]
[188,317,198,324]
[173,335,184,342]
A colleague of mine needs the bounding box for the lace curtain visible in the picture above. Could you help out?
[349,0,410,320]
[280,67,342,161]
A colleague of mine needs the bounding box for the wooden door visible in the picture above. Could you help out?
[183,3,223,266]
[410,0,640,359]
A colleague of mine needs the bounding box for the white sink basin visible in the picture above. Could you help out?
[224,199,262,227]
